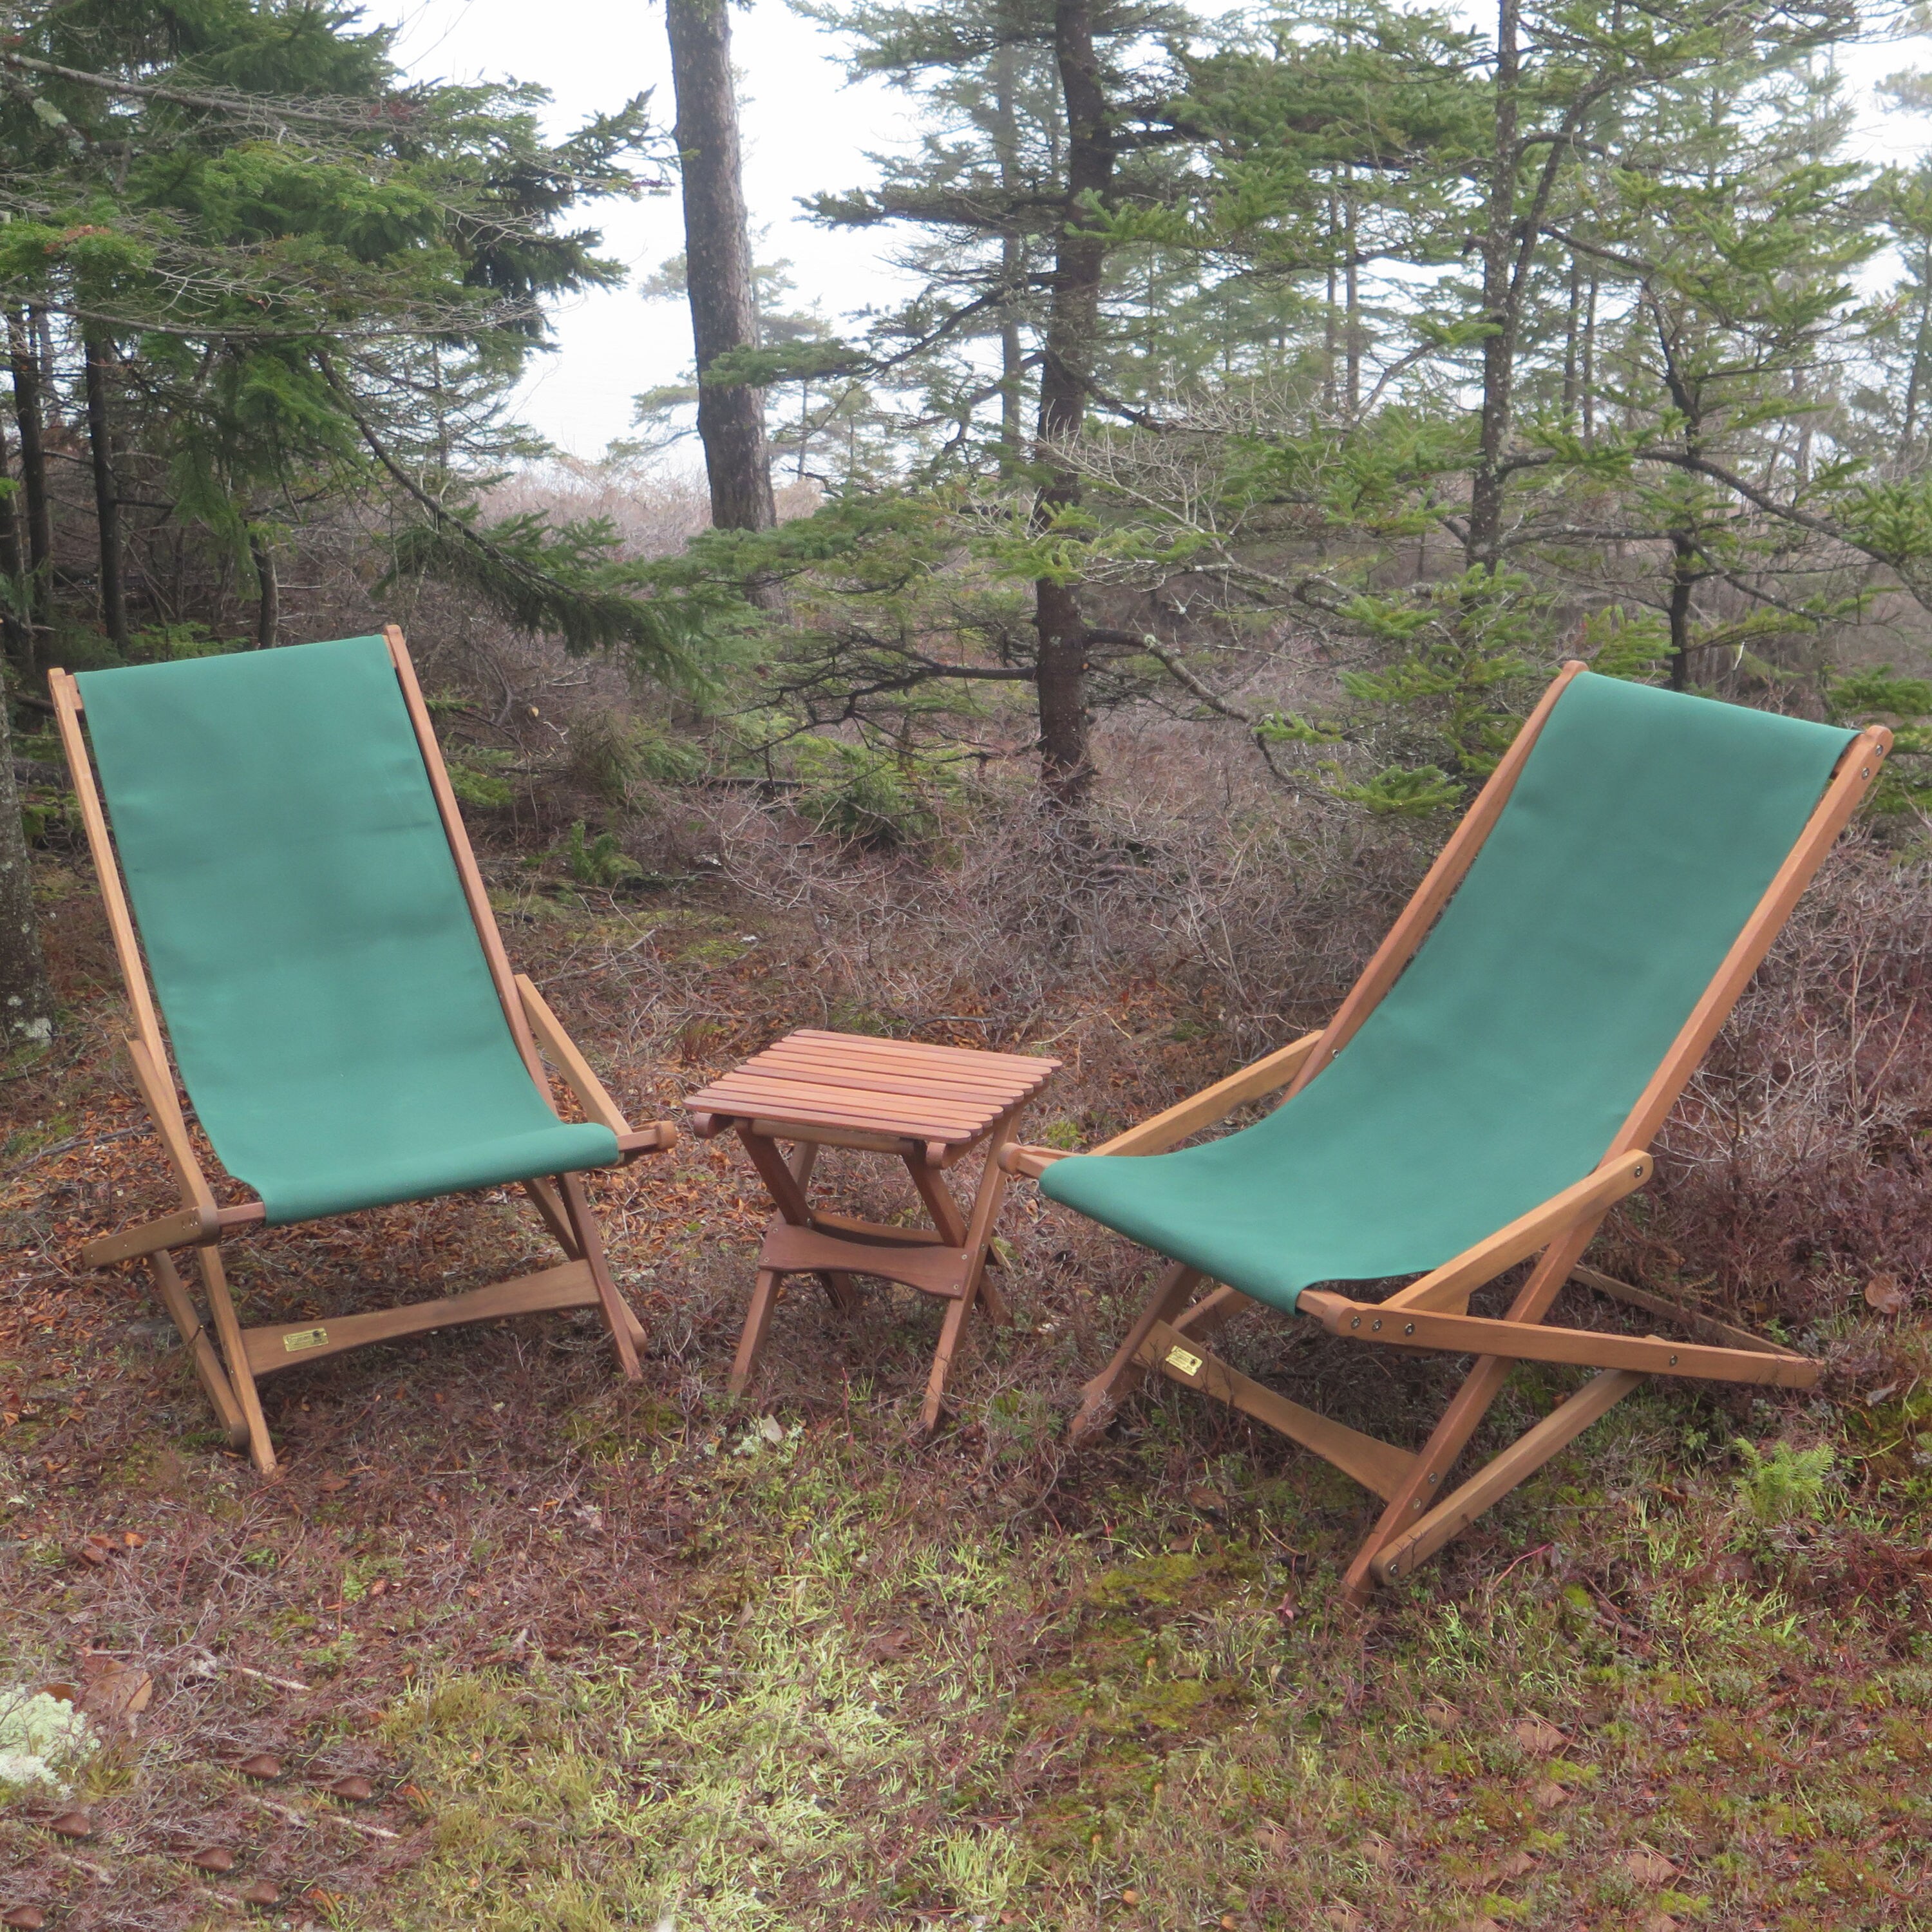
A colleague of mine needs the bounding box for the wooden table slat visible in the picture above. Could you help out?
[687,1029,1058,1147]
[688,1081,998,1137]
[730,1056,1040,1104]
[782,1030,1056,1077]
[694,1096,992,1144]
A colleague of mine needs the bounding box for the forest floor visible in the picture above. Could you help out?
[4,829,1931,1932]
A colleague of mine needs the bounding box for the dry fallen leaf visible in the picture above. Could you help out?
[1323,1906,1366,1931]
[1864,1273,1909,1316]
[75,1543,110,1567]
[1423,1698,1462,1728]
[46,1812,91,1839]
[1532,1780,1571,1810]
[1492,1850,1538,1880]
[317,1474,349,1494]
[190,1848,234,1873]
[80,1657,153,1728]
[2,1906,47,1929]
[236,1754,283,1781]
[240,1880,279,1908]
[1643,1917,1680,1932]
[1361,1833,1396,1870]
[1186,1484,1226,1517]
[1622,1846,1679,1886]
[1119,1888,1140,1906]
[326,1775,373,1803]
[1513,1716,1566,1757]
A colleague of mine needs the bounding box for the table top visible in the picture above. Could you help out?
[685,1028,1059,1148]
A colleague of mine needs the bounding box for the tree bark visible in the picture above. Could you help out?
[1465,0,1520,573]
[666,0,776,534]
[82,326,129,654]
[994,41,1027,473]
[0,677,55,1047]
[0,406,29,673]
[1032,0,1112,799]
[8,309,53,676]
[1666,529,1696,691]
[250,528,278,649]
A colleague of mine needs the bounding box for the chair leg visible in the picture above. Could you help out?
[150,1249,249,1450]
[1341,1218,1601,1602]
[193,1242,276,1473]
[556,1173,643,1382]
[1070,1262,1207,1445]
[1371,1368,1646,1586]
[730,1269,782,1397]
[523,1175,582,1258]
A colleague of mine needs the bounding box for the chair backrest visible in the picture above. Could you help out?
[1313,671,1855,1189]
[75,636,545,1197]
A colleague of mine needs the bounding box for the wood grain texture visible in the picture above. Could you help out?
[688,1030,1057,1145]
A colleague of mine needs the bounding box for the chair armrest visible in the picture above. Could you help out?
[1092,1030,1325,1159]
[618,1122,678,1159]
[998,1142,1068,1178]
[996,1030,1325,1177]
[515,973,632,1137]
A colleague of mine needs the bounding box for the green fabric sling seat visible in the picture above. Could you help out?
[77,634,619,1224]
[1041,674,1853,1309]
[1030,667,1888,1596]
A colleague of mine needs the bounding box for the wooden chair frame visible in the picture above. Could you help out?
[50,625,676,1473]
[999,662,1891,1596]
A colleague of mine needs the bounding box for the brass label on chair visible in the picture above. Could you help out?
[283,1327,329,1353]
[1164,1345,1203,1377]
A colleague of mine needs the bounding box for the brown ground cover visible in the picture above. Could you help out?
[4,786,1930,1931]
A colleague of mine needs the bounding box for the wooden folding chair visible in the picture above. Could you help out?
[999,664,1890,1596]
[50,627,676,1473]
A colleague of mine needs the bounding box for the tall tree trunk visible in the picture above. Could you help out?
[8,310,53,678]
[994,41,1027,474]
[1032,0,1112,799]
[666,0,775,533]
[1904,245,1932,463]
[1582,270,1597,448]
[250,528,279,649]
[0,677,54,1047]
[1666,529,1696,692]
[1343,175,1361,421]
[0,408,29,674]
[1465,0,1520,573]
[82,326,129,654]
[1562,254,1581,422]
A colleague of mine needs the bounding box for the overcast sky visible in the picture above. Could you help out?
[364,2,1931,463]
[366,0,914,462]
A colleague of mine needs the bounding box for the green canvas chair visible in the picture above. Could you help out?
[51,627,675,1472]
[999,664,1890,1596]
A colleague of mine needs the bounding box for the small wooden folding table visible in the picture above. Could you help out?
[685,1029,1059,1431]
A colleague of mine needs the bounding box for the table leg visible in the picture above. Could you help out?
[916,1114,1019,1434]
[734,1132,857,1390]
[730,1269,783,1396]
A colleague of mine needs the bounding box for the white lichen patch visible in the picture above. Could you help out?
[0,1689,100,1795]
